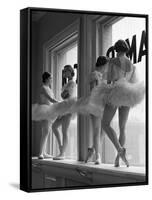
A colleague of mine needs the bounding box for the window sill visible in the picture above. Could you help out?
[32,157,145,184]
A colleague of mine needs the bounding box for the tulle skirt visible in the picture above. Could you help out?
[32,98,77,121]
[32,78,145,121]
[90,78,145,108]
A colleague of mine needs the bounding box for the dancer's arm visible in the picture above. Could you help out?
[42,87,58,103]
[89,71,99,90]
[125,62,139,83]
[61,80,76,99]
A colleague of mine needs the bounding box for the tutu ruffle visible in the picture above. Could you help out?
[32,98,77,122]
[32,78,145,121]
[68,78,145,118]
[69,96,104,117]
[90,78,145,108]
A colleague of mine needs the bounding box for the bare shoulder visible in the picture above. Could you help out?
[41,85,51,95]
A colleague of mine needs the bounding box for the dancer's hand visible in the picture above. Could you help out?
[61,89,70,99]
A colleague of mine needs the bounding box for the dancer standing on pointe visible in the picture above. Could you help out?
[85,56,109,164]
[102,39,138,167]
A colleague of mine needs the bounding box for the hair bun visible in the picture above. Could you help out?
[42,72,51,83]
[63,65,75,77]
[114,39,129,53]
[96,56,108,67]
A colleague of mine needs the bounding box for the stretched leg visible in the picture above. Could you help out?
[52,117,63,154]
[102,104,129,167]
[115,106,130,167]
[39,120,52,159]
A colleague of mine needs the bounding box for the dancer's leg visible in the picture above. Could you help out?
[39,120,52,159]
[102,105,121,151]
[102,104,129,167]
[119,106,130,146]
[90,115,101,164]
[61,114,72,157]
[115,106,130,167]
[52,117,63,153]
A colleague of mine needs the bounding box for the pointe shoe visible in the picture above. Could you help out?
[118,148,129,167]
[95,158,101,165]
[53,154,65,160]
[114,155,120,167]
[53,156,65,160]
[94,153,101,165]
[38,155,44,159]
[43,153,53,159]
[95,160,101,165]
[85,148,95,163]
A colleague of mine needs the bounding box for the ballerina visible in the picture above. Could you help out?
[85,56,109,165]
[32,72,58,159]
[52,65,77,160]
[100,39,142,167]
[113,40,140,167]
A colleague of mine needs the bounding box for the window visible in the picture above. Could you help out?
[53,42,78,159]
[97,17,146,166]
[44,21,79,160]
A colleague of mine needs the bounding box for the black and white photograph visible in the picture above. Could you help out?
[20,7,148,192]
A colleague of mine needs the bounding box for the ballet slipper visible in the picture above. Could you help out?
[94,153,101,165]
[43,153,53,159]
[118,148,129,167]
[53,151,65,160]
[85,148,95,163]
[38,155,44,159]
[95,159,101,165]
[53,156,65,160]
[114,154,120,167]
[95,158,101,165]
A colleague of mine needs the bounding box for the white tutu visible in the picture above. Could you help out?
[68,96,104,118]
[67,78,145,118]
[90,78,145,108]
[32,98,77,122]
[32,78,145,121]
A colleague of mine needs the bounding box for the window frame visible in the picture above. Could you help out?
[43,20,79,157]
[51,40,78,158]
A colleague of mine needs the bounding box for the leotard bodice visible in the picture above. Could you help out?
[39,85,55,105]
